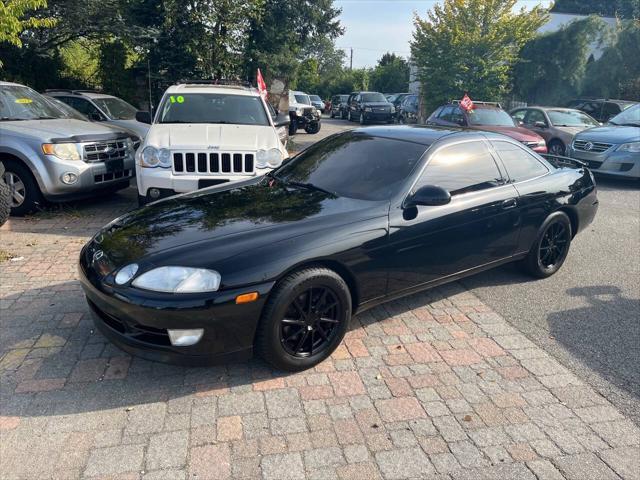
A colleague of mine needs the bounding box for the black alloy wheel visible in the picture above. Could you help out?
[522,212,572,278]
[280,287,341,358]
[256,267,351,371]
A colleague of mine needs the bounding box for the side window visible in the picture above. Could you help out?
[418,141,503,196]
[68,98,103,119]
[524,109,546,125]
[492,141,548,183]
[511,109,527,123]
[429,106,443,118]
[602,103,620,121]
[438,106,454,122]
[450,107,465,125]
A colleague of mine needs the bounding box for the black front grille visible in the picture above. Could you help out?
[173,152,254,175]
[94,169,131,183]
[84,140,129,163]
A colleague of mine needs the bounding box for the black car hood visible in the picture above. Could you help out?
[93,179,387,271]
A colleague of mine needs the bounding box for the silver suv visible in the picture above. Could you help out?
[0,81,136,215]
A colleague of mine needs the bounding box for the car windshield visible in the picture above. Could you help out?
[294,94,311,105]
[361,93,387,103]
[159,93,270,125]
[93,97,138,120]
[44,96,88,121]
[547,110,599,127]
[467,108,515,126]
[608,104,640,127]
[0,85,64,121]
[273,132,428,201]
[309,95,322,102]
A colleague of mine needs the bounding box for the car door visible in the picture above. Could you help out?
[489,139,554,254]
[386,139,521,294]
[523,109,551,142]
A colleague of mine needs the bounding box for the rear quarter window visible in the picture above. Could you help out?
[492,141,549,183]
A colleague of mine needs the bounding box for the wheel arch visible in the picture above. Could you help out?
[556,206,579,238]
[275,259,361,314]
[0,150,44,190]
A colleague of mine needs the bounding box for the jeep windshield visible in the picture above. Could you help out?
[467,108,516,127]
[0,85,64,121]
[93,97,138,120]
[159,93,270,126]
[294,94,311,105]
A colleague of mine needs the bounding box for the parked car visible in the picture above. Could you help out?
[0,161,10,226]
[397,94,419,124]
[135,81,290,205]
[46,89,150,140]
[79,125,597,370]
[43,95,88,121]
[386,93,411,118]
[511,107,600,156]
[0,81,136,215]
[308,95,324,112]
[288,90,321,135]
[329,94,349,119]
[566,98,638,124]
[427,102,547,153]
[568,104,640,179]
[346,91,394,124]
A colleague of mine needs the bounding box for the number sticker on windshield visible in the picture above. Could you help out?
[169,95,185,104]
[15,98,33,104]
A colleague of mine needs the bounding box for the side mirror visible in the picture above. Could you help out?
[136,111,152,124]
[406,185,451,207]
[274,113,290,128]
[534,121,547,128]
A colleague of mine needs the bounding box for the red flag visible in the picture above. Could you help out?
[257,68,268,101]
[460,93,474,111]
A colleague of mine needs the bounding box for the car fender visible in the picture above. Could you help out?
[0,144,47,190]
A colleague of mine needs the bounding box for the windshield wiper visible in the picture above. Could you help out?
[286,181,336,196]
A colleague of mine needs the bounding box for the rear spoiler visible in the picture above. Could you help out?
[541,153,587,169]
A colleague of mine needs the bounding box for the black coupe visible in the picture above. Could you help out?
[79,126,598,371]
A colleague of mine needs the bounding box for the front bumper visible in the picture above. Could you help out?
[39,154,135,201]
[363,111,393,122]
[136,166,272,197]
[569,147,640,179]
[78,249,275,365]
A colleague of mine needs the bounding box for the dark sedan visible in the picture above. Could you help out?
[79,127,598,371]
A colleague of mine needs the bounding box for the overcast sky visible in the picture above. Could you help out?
[335,0,555,68]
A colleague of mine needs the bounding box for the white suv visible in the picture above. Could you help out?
[136,82,290,205]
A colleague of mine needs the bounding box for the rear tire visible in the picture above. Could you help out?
[2,160,42,216]
[548,140,565,156]
[255,267,352,371]
[521,212,572,278]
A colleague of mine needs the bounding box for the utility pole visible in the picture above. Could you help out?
[350,48,353,70]
[147,56,153,118]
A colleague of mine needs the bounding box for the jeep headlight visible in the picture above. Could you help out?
[617,142,640,153]
[256,148,283,169]
[158,148,172,167]
[42,143,81,161]
[132,266,221,293]
[295,108,304,116]
[140,146,159,167]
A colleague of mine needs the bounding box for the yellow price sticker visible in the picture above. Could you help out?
[15,98,33,104]
[169,95,185,104]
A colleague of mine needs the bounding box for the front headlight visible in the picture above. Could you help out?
[42,143,81,161]
[295,108,304,116]
[132,266,221,293]
[364,107,372,112]
[617,142,640,153]
[537,140,546,147]
[256,148,283,168]
[158,148,172,167]
[276,126,287,142]
[140,146,159,167]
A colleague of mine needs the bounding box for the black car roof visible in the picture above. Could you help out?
[351,125,473,145]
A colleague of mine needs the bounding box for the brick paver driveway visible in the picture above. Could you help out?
[1,188,638,480]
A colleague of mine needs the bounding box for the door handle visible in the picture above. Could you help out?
[502,198,518,210]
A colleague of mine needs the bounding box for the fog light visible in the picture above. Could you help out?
[167,329,204,346]
[61,172,78,185]
[149,188,161,199]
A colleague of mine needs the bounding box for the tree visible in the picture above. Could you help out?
[551,0,639,19]
[0,0,55,66]
[512,16,605,105]
[411,0,548,112]
[370,52,409,93]
[582,20,640,100]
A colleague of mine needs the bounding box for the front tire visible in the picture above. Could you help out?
[255,268,352,371]
[288,121,298,136]
[305,122,321,134]
[548,140,565,156]
[521,212,572,278]
[2,160,42,216]
[0,163,10,226]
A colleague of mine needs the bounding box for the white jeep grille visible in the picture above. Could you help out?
[172,152,255,175]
